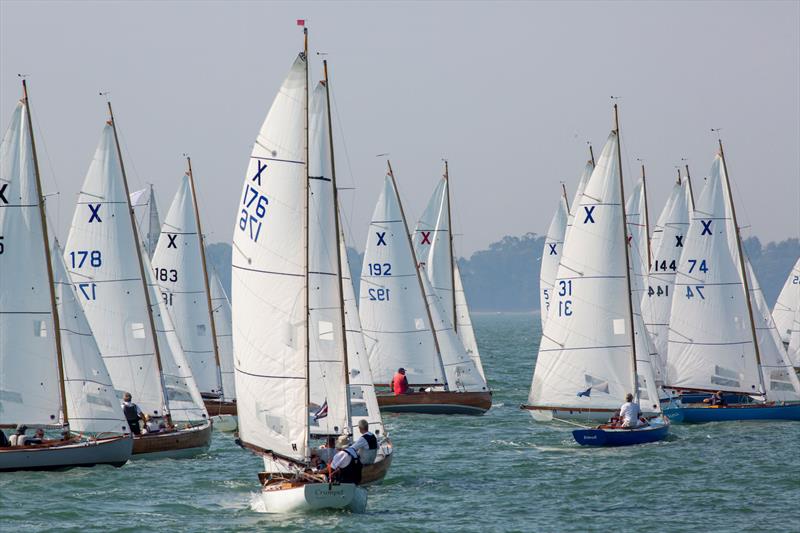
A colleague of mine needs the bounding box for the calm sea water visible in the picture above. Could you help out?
[2,313,798,532]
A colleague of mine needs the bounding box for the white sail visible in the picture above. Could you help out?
[340,224,384,436]
[151,174,221,396]
[788,305,800,368]
[666,156,762,394]
[210,270,236,402]
[744,261,800,401]
[0,102,62,427]
[453,262,486,381]
[625,178,650,284]
[641,178,690,360]
[307,82,348,437]
[360,175,444,387]
[146,185,161,258]
[52,241,129,435]
[540,189,569,328]
[564,160,594,243]
[772,257,800,347]
[529,132,651,413]
[420,270,488,392]
[64,122,165,418]
[141,250,207,423]
[413,178,453,326]
[231,55,308,463]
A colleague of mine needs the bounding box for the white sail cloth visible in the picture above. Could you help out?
[53,242,130,435]
[453,262,486,381]
[65,122,166,417]
[232,54,309,463]
[210,270,236,402]
[540,190,569,329]
[0,103,63,427]
[151,174,221,396]
[564,160,594,243]
[360,175,444,387]
[788,306,800,368]
[529,131,660,414]
[772,257,800,348]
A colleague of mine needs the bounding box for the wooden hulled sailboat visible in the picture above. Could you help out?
[665,143,800,422]
[523,107,668,445]
[232,34,367,513]
[0,82,132,471]
[360,164,491,415]
[151,159,237,427]
[64,102,211,457]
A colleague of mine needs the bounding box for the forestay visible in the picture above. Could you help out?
[666,156,762,395]
[152,175,221,396]
[231,54,308,463]
[772,257,800,348]
[65,123,165,417]
[540,189,569,329]
[53,241,129,435]
[360,175,444,387]
[210,270,236,402]
[307,82,348,437]
[0,103,62,427]
[529,132,658,414]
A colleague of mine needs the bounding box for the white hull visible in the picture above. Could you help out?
[260,483,367,514]
[211,415,238,432]
[0,436,132,472]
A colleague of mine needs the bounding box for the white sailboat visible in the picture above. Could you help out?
[539,185,569,329]
[209,269,238,430]
[232,36,366,513]
[64,102,211,457]
[151,159,237,427]
[412,162,488,381]
[0,82,132,471]
[361,164,491,414]
[772,257,800,357]
[523,108,664,428]
[665,145,800,421]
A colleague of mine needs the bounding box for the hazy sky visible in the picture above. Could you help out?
[2,1,798,256]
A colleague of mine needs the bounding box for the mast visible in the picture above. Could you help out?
[717,139,765,391]
[684,164,696,211]
[588,142,596,168]
[186,156,224,397]
[322,59,353,431]
[22,80,70,428]
[106,100,171,422]
[675,167,682,185]
[387,160,449,389]
[561,182,570,214]
[303,27,311,449]
[613,103,640,401]
[443,160,457,333]
[641,163,652,271]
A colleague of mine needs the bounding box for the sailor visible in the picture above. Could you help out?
[0,430,10,447]
[704,390,727,407]
[618,393,641,428]
[328,435,362,485]
[9,424,28,446]
[392,368,410,395]
[28,428,45,445]
[121,392,145,435]
[351,419,379,465]
[143,414,162,434]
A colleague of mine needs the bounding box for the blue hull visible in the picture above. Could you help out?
[677,403,800,423]
[572,420,670,447]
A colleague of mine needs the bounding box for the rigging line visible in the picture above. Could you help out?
[329,82,358,233]
[30,105,63,240]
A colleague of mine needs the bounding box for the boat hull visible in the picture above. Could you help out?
[676,403,800,423]
[260,482,367,513]
[211,414,238,432]
[203,398,237,417]
[573,418,670,447]
[360,445,393,486]
[0,435,132,472]
[131,421,212,459]
[377,390,491,415]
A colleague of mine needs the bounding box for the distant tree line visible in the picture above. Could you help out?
[206,235,799,312]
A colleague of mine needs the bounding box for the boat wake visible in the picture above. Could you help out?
[248,492,267,513]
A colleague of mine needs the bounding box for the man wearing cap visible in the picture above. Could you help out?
[328,435,363,485]
[392,368,409,395]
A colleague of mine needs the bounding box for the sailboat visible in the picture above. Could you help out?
[665,143,800,421]
[563,150,595,244]
[539,185,569,329]
[523,106,669,446]
[232,34,367,513]
[130,184,161,258]
[0,81,132,471]
[772,257,800,357]
[151,159,237,428]
[208,268,237,430]
[64,102,212,457]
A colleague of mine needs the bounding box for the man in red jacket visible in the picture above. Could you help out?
[392,368,410,395]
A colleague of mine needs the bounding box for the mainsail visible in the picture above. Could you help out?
[232,54,309,463]
[772,257,800,348]
[563,160,594,243]
[539,187,569,328]
[210,270,236,402]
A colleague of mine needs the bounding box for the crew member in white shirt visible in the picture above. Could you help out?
[350,419,379,465]
[618,393,641,428]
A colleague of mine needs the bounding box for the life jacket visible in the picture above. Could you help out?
[392,373,408,395]
[337,448,363,485]
[123,403,139,422]
[363,432,378,450]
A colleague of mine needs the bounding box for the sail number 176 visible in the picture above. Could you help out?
[239,184,268,243]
